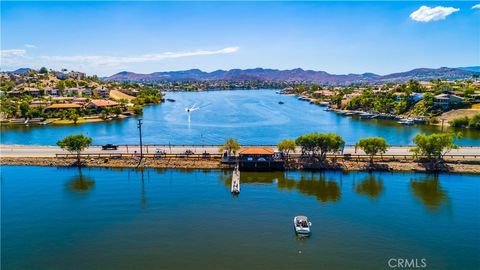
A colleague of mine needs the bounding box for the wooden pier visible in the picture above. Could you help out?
[231,166,240,194]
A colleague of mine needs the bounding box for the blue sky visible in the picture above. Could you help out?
[1,1,479,76]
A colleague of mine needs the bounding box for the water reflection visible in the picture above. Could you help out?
[66,168,95,193]
[410,175,449,211]
[220,171,341,203]
[355,174,384,199]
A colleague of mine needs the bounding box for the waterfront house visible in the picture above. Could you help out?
[86,99,120,112]
[238,147,285,171]
[434,94,464,109]
[45,103,82,111]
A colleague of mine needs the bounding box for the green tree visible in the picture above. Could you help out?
[410,133,460,161]
[19,102,30,119]
[67,109,79,124]
[449,116,469,128]
[132,105,143,115]
[219,138,241,156]
[112,106,123,117]
[296,133,344,161]
[39,67,49,74]
[355,137,389,164]
[468,114,480,129]
[57,134,93,166]
[277,139,296,159]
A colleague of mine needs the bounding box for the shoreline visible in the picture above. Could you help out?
[2,156,479,174]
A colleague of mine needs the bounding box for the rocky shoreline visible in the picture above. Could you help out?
[2,156,480,174]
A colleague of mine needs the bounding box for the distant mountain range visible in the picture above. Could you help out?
[106,67,480,85]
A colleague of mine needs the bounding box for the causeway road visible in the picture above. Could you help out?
[1,144,479,157]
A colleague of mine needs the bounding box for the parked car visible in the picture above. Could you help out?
[184,149,194,155]
[102,144,118,150]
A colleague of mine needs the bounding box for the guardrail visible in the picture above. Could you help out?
[55,153,223,159]
[55,153,478,160]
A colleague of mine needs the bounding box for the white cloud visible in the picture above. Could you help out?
[410,6,460,22]
[24,44,36,48]
[472,4,480,9]
[1,49,27,58]
[42,47,240,66]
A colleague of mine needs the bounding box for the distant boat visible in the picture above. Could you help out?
[294,216,311,236]
[278,101,284,104]
[166,98,176,102]
[324,107,332,111]
[397,119,414,125]
[359,113,374,119]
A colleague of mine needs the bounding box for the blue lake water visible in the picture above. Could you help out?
[1,90,479,145]
[1,166,479,269]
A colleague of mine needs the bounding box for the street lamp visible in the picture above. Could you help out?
[137,118,143,159]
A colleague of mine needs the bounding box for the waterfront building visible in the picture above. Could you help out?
[86,99,120,112]
[45,103,82,111]
[238,147,285,171]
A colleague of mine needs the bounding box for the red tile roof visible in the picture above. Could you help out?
[239,148,275,155]
[88,99,119,107]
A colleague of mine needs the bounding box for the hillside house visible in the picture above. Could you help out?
[93,87,110,98]
[434,94,464,109]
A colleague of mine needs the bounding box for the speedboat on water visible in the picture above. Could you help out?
[294,216,311,235]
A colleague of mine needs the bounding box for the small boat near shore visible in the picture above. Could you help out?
[359,112,375,119]
[397,118,414,125]
[166,98,176,102]
[278,101,284,104]
[294,216,311,236]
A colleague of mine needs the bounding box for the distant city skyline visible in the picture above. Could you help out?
[1,1,479,76]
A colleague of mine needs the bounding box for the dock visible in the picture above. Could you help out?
[231,165,240,194]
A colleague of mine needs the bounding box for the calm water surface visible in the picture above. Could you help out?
[1,90,479,145]
[1,166,479,269]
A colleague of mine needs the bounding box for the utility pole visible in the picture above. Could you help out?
[137,118,143,159]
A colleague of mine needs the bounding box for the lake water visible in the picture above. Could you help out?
[1,166,479,269]
[1,90,479,146]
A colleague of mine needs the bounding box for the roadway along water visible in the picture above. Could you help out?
[1,90,479,145]
[1,166,479,269]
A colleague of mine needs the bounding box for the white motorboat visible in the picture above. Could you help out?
[294,216,312,235]
[397,118,414,125]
